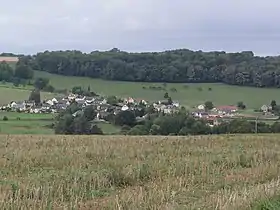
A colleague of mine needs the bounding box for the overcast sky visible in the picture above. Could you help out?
[0,0,280,55]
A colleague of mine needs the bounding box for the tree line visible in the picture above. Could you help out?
[0,61,33,85]
[17,48,280,88]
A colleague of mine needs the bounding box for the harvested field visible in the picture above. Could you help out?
[0,134,280,209]
[0,56,19,62]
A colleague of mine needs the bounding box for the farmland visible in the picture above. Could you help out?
[0,134,280,209]
[34,70,280,109]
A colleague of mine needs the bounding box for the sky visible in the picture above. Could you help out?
[0,0,280,55]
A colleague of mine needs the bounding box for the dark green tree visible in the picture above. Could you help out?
[164,92,169,99]
[14,64,33,79]
[34,77,49,90]
[237,101,246,109]
[29,89,41,104]
[114,110,136,126]
[204,101,214,111]
[83,105,96,121]
[271,100,277,110]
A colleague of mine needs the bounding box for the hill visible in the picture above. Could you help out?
[21,49,280,88]
[35,70,280,109]
[1,134,280,209]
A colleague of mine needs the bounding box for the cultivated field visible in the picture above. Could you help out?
[0,134,280,209]
[0,56,19,62]
[35,71,280,109]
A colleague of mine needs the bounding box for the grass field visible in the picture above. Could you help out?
[0,134,280,209]
[0,112,54,134]
[0,112,119,135]
[0,84,60,105]
[34,71,280,109]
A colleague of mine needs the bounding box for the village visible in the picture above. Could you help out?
[0,91,278,127]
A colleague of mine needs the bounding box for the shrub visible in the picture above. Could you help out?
[3,116,8,121]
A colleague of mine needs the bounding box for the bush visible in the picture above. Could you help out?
[170,87,177,92]
[3,116,8,121]
[208,87,212,91]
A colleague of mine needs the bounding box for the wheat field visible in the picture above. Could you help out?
[0,134,280,209]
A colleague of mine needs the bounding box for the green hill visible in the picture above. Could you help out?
[35,70,280,109]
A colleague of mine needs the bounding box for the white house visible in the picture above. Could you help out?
[261,105,271,113]
[46,100,54,106]
[10,101,17,108]
[121,105,129,111]
[197,104,205,110]
[125,97,135,104]
[172,101,180,108]
[52,98,58,104]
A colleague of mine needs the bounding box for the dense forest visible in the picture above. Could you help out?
[17,48,280,87]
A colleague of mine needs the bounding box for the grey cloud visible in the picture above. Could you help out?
[0,0,280,55]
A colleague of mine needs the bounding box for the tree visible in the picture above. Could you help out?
[14,64,33,79]
[271,100,277,110]
[107,96,118,105]
[55,114,74,134]
[164,92,169,99]
[128,125,148,135]
[168,97,173,105]
[29,89,41,104]
[114,110,136,126]
[83,105,96,121]
[0,62,14,82]
[15,48,280,88]
[34,77,49,90]
[237,101,246,109]
[204,101,214,111]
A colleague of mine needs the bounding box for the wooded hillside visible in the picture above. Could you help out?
[19,49,280,87]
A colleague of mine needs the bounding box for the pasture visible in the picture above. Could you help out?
[0,112,120,135]
[0,134,280,209]
[35,71,280,109]
[0,84,60,105]
[0,112,54,134]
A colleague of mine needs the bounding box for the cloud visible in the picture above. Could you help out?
[0,0,280,55]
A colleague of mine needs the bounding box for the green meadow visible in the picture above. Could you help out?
[35,70,280,109]
[0,112,119,135]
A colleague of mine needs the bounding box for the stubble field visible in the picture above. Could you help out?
[1,134,280,209]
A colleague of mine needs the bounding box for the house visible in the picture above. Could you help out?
[52,98,58,104]
[172,101,180,108]
[121,105,129,111]
[197,104,205,110]
[25,100,35,108]
[125,97,135,104]
[193,112,209,118]
[46,100,54,106]
[206,117,221,127]
[216,105,238,114]
[9,101,17,109]
[68,94,77,101]
[261,105,271,113]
